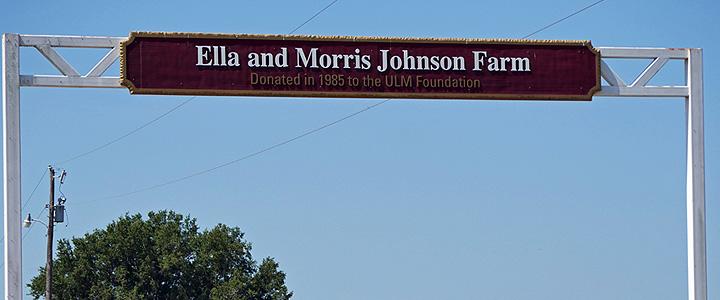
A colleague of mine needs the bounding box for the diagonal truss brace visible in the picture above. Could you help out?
[34,45,80,77]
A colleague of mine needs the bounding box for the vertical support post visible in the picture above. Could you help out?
[2,33,22,300]
[685,48,706,300]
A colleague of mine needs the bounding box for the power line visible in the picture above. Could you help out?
[8,95,193,255]
[289,0,340,34]
[522,0,606,39]
[86,100,389,202]
[21,168,48,213]
[56,96,195,165]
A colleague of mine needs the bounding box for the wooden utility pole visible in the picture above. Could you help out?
[45,165,55,300]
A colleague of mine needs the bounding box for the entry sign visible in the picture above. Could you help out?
[121,32,600,100]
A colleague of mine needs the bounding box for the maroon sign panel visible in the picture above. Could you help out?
[121,32,600,100]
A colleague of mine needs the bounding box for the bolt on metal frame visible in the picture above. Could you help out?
[2,34,707,300]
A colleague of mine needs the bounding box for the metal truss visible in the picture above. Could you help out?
[16,35,124,88]
[2,34,707,300]
[596,47,691,97]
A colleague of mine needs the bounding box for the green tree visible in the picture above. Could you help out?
[29,211,292,300]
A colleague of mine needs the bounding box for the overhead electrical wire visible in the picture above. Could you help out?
[56,96,196,165]
[13,95,193,246]
[86,99,389,202]
[522,0,606,39]
[289,0,340,34]
[21,168,48,213]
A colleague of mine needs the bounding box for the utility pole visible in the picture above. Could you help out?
[46,165,55,300]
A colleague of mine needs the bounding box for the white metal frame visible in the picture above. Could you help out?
[2,34,706,299]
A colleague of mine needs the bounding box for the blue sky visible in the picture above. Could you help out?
[1,0,718,299]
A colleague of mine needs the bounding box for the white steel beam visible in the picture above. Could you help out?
[18,35,123,48]
[686,48,706,300]
[2,33,22,300]
[597,47,687,59]
[594,86,688,97]
[19,75,121,88]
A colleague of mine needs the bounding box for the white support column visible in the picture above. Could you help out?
[686,48,706,300]
[2,33,22,300]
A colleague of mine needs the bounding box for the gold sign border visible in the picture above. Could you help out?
[120,31,601,101]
